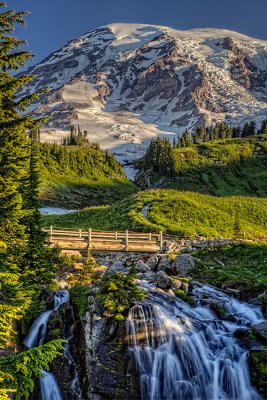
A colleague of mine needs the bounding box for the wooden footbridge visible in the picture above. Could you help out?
[43,226,164,253]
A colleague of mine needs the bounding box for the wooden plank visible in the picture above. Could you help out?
[52,238,87,242]
[125,230,129,251]
[44,228,160,238]
[49,226,53,243]
[88,228,92,250]
[48,232,83,237]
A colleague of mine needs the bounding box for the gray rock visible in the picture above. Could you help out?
[157,271,172,289]
[106,261,128,275]
[136,260,151,273]
[171,277,182,290]
[248,298,263,306]
[143,271,157,282]
[167,289,176,297]
[146,255,159,270]
[223,288,241,296]
[157,257,172,274]
[181,282,189,293]
[173,254,196,276]
[253,321,267,341]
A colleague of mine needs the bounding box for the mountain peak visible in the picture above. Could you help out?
[21,23,267,162]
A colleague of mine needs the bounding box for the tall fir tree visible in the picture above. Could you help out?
[0,2,44,264]
[22,143,58,283]
[259,119,267,134]
[0,5,63,397]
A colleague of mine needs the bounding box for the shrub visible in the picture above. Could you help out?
[69,285,92,317]
[174,289,195,306]
[98,267,147,321]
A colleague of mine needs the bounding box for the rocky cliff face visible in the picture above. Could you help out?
[44,290,140,400]
[20,23,267,160]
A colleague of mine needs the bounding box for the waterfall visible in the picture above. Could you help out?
[126,284,264,400]
[24,290,69,349]
[40,371,62,400]
[64,323,83,399]
[24,290,69,400]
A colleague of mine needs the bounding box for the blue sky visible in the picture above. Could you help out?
[6,0,267,64]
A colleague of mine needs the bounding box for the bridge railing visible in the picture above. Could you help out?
[42,226,164,252]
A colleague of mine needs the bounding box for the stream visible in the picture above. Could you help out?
[126,284,264,400]
[23,283,265,399]
[24,291,69,400]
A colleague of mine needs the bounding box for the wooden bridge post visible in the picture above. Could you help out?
[88,228,92,251]
[49,226,53,243]
[125,230,129,251]
[149,233,152,241]
[79,229,82,238]
[159,231,163,252]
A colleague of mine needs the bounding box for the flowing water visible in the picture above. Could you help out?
[126,284,264,400]
[64,323,83,399]
[40,371,62,400]
[24,290,69,400]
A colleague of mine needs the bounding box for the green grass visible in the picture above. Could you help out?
[42,189,267,239]
[138,135,267,197]
[39,177,136,209]
[190,242,267,299]
[38,143,137,208]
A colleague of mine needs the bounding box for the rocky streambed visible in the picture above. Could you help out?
[28,252,267,399]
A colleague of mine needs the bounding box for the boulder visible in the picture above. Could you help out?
[181,282,189,293]
[248,298,263,307]
[146,255,158,270]
[171,277,182,290]
[234,328,264,351]
[253,321,267,342]
[157,271,172,289]
[106,261,128,275]
[136,260,151,273]
[157,257,172,274]
[223,287,241,296]
[173,254,196,276]
[143,271,157,283]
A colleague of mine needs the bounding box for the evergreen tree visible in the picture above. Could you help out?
[179,130,192,147]
[22,143,57,283]
[29,128,40,142]
[0,4,63,398]
[192,127,205,144]
[241,122,251,137]
[259,119,267,134]
[144,137,176,176]
[0,2,41,262]
[248,121,256,136]
[233,125,242,138]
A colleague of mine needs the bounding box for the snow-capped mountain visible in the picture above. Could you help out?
[21,23,267,165]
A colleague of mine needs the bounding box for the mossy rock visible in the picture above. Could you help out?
[174,289,195,306]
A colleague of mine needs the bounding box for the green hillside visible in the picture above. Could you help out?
[38,143,137,208]
[190,241,267,300]
[137,135,267,197]
[42,190,267,239]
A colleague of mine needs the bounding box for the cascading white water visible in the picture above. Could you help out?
[24,290,69,400]
[126,284,264,400]
[40,370,62,400]
[70,371,83,399]
[24,290,69,349]
[64,323,83,400]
